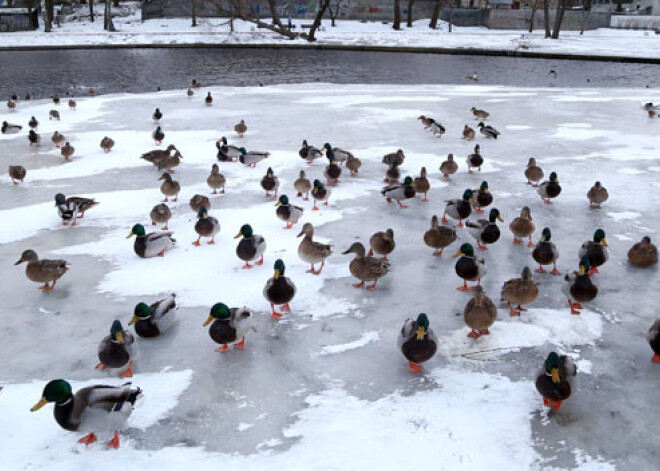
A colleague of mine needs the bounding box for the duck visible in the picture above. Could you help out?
[51,131,65,148]
[263,259,296,318]
[510,206,535,246]
[7,99,16,111]
[440,154,458,179]
[369,228,395,261]
[463,286,496,338]
[537,172,561,204]
[417,115,432,128]
[100,136,115,153]
[88,87,98,96]
[346,155,362,176]
[427,118,445,137]
[382,149,405,167]
[127,223,176,258]
[10,93,18,101]
[207,163,226,194]
[234,224,266,268]
[628,236,658,267]
[453,243,486,290]
[152,108,163,123]
[149,203,172,230]
[52,95,60,105]
[578,229,608,275]
[478,122,500,139]
[532,227,560,274]
[312,179,331,210]
[141,144,178,165]
[299,140,323,163]
[276,194,304,229]
[323,143,352,164]
[443,189,474,227]
[525,158,544,187]
[203,303,252,352]
[384,162,400,183]
[129,294,177,338]
[61,142,75,161]
[297,222,332,275]
[563,256,598,314]
[55,193,78,225]
[424,214,457,256]
[156,149,182,173]
[193,206,220,246]
[466,208,503,250]
[216,136,241,162]
[500,266,539,316]
[28,130,41,146]
[398,313,438,372]
[342,242,389,290]
[261,167,280,199]
[535,352,577,411]
[159,173,180,202]
[466,72,479,82]
[204,92,213,105]
[414,167,430,202]
[68,99,76,110]
[8,165,26,185]
[471,107,489,120]
[57,193,99,219]
[49,109,60,120]
[587,181,608,209]
[28,116,38,129]
[14,249,69,293]
[96,320,134,378]
[189,194,211,213]
[648,319,660,363]
[152,126,165,145]
[466,144,483,173]
[462,125,475,140]
[294,170,312,200]
[30,379,142,449]
[1,121,22,134]
[471,181,492,213]
[187,88,194,98]
[239,147,270,167]
[234,119,247,137]
[192,78,202,89]
[325,152,342,186]
[382,176,416,209]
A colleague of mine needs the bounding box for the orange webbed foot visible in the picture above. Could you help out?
[408,361,422,373]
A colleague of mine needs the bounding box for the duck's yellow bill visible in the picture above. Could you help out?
[128,315,139,326]
[452,250,463,258]
[579,265,586,276]
[116,331,124,344]
[497,215,504,222]
[203,315,214,327]
[233,232,242,239]
[602,238,608,247]
[275,201,282,206]
[31,397,48,412]
[416,326,425,340]
[274,269,280,279]
[551,368,560,384]
[126,232,135,239]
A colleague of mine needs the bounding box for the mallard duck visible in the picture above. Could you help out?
[192,78,202,89]
[1,121,21,134]
[466,208,503,250]
[414,167,430,202]
[628,236,658,267]
[443,189,474,227]
[533,227,560,274]
[239,147,270,167]
[471,107,489,120]
[563,257,598,314]
[187,88,194,98]
[462,125,475,140]
[472,181,492,213]
[8,165,26,185]
[152,126,165,145]
[204,92,213,105]
[537,172,561,204]
[276,194,303,229]
[342,242,389,290]
[96,320,134,378]
[30,379,142,449]
[299,140,323,163]
[28,130,40,146]
[156,149,182,173]
[312,179,331,210]
[325,153,342,185]
[264,259,296,318]
[644,102,659,111]
[587,181,608,209]
[68,99,76,110]
[51,131,65,148]
[234,119,247,137]
[535,352,577,410]
[466,72,479,82]
[193,206,220,246]
[478,122,500,139]
[382,176,416,209]
[417,115,432,128]
[159,173,180,202]
[648,319,660,363]
[466,144,483,174]
[464,286,496,338]
[149,203,172,230]
[525,158,544,187]
[346,155,362,176]
[501,266,539,316]
[427,118,445,137]
[49,109,60,120]
[216,136,241,162]
[100,136,115,153]
[382,149,405,167]
[398,313,438,372]
[294,170,312,200]
[203,303,252,352]
[189,194,211,213]
[7,99,16,111]
[234,224,266,268]
[297,222,332,274]
[384,162,400,183]
[369,228,395,261]
[52,95,60,105]
[578,229,608,275]
[15,249,69,292]
[323,143,352,164]
[440,154,458,180]
[88,87,97,96]
[424,215,457,256]
[61,142,75,161]
[127,224,176,258]
[141,144,178,165]
[28,116,38,129]
[54,193,78,225]
[261,167,280,199]
[453,243,486,290]
[130,294,177,338]
[207,163,226,194]
[510,206,535,246]
[152,108,163,123]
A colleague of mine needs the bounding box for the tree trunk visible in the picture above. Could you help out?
[429,0,441,29]
[579,0,592,35]
[406,0,415,27]
[27,0,34,29]
[528,0,538,33]
[113,0,119,7]
[393,0,401,30]
[191,0,197,26]
[551,0,565,39]
[89,0,94,22]
[327,0,339,26]
[306,0,330,41]
[448,3,453,32]
[104,0,115,31]
[44,0,53,32]
[268,0,284,28]
[542,0,550,38]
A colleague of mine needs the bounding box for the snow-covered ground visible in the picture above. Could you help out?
[1,2,660,61]
[1,83,658,469]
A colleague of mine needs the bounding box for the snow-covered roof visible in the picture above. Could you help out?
[0,8,30,14]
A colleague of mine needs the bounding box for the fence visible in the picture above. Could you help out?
[611,14,660,30]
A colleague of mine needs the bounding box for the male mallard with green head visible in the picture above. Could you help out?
[203,303,252,352]
[323,143,352,165]
[234,224,266,269]
[563,256,598,314]
[628,236,658,267]
[368,228,395,261]
[343,242,389,290]
[95,320,134,378]
[299,140,323,163]
[463,286,496,338]
[510,206,535,247]
[500,266,539,316]
[129,294,177,338]
[276,194,304,229]
[466,208,503,250]
[193,206,220,246]
[216,136,241,162]
[2,121,22,134]
[466,145,483,174]
[381,176,416,209]
[264,259,296,319]
[398,313,437,372]
[532,227,560,275]
[152,126,165,145]
[297,222,332,275]
[472,181,492,213]
[325,152,342,186]
[578,229,608,275]
[28,129,41,146]
[239,148,270,167]
[453,243,486,290]
[537,172,561,204]
[535,352,576,411]
[424,215,457,256]
[15,249,69,293]
[443,189,474,227]
[478,122,500,139]
[261,167,279,199]
[127,223,176,258]
[312,179,331,210]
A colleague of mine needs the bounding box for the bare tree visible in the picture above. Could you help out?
[543,0,550,38]
[104,0,115,31]
[429,0,442,29]
[579,0,592,35]
[528,0,540,33]
[267,0,286,28]
[327,0,344,27]
[224,0,298,39]
[393,0,402,30]
[89,0,94,22]
[27,0,35,29]
[113,0,120,7]
[551,0,567,39]
[306,0,330,41]
[44,0,53,32]
[406,0,415,27]
[192,0,197,26]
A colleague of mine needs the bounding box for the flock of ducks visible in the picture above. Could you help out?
[3,84,660,449]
